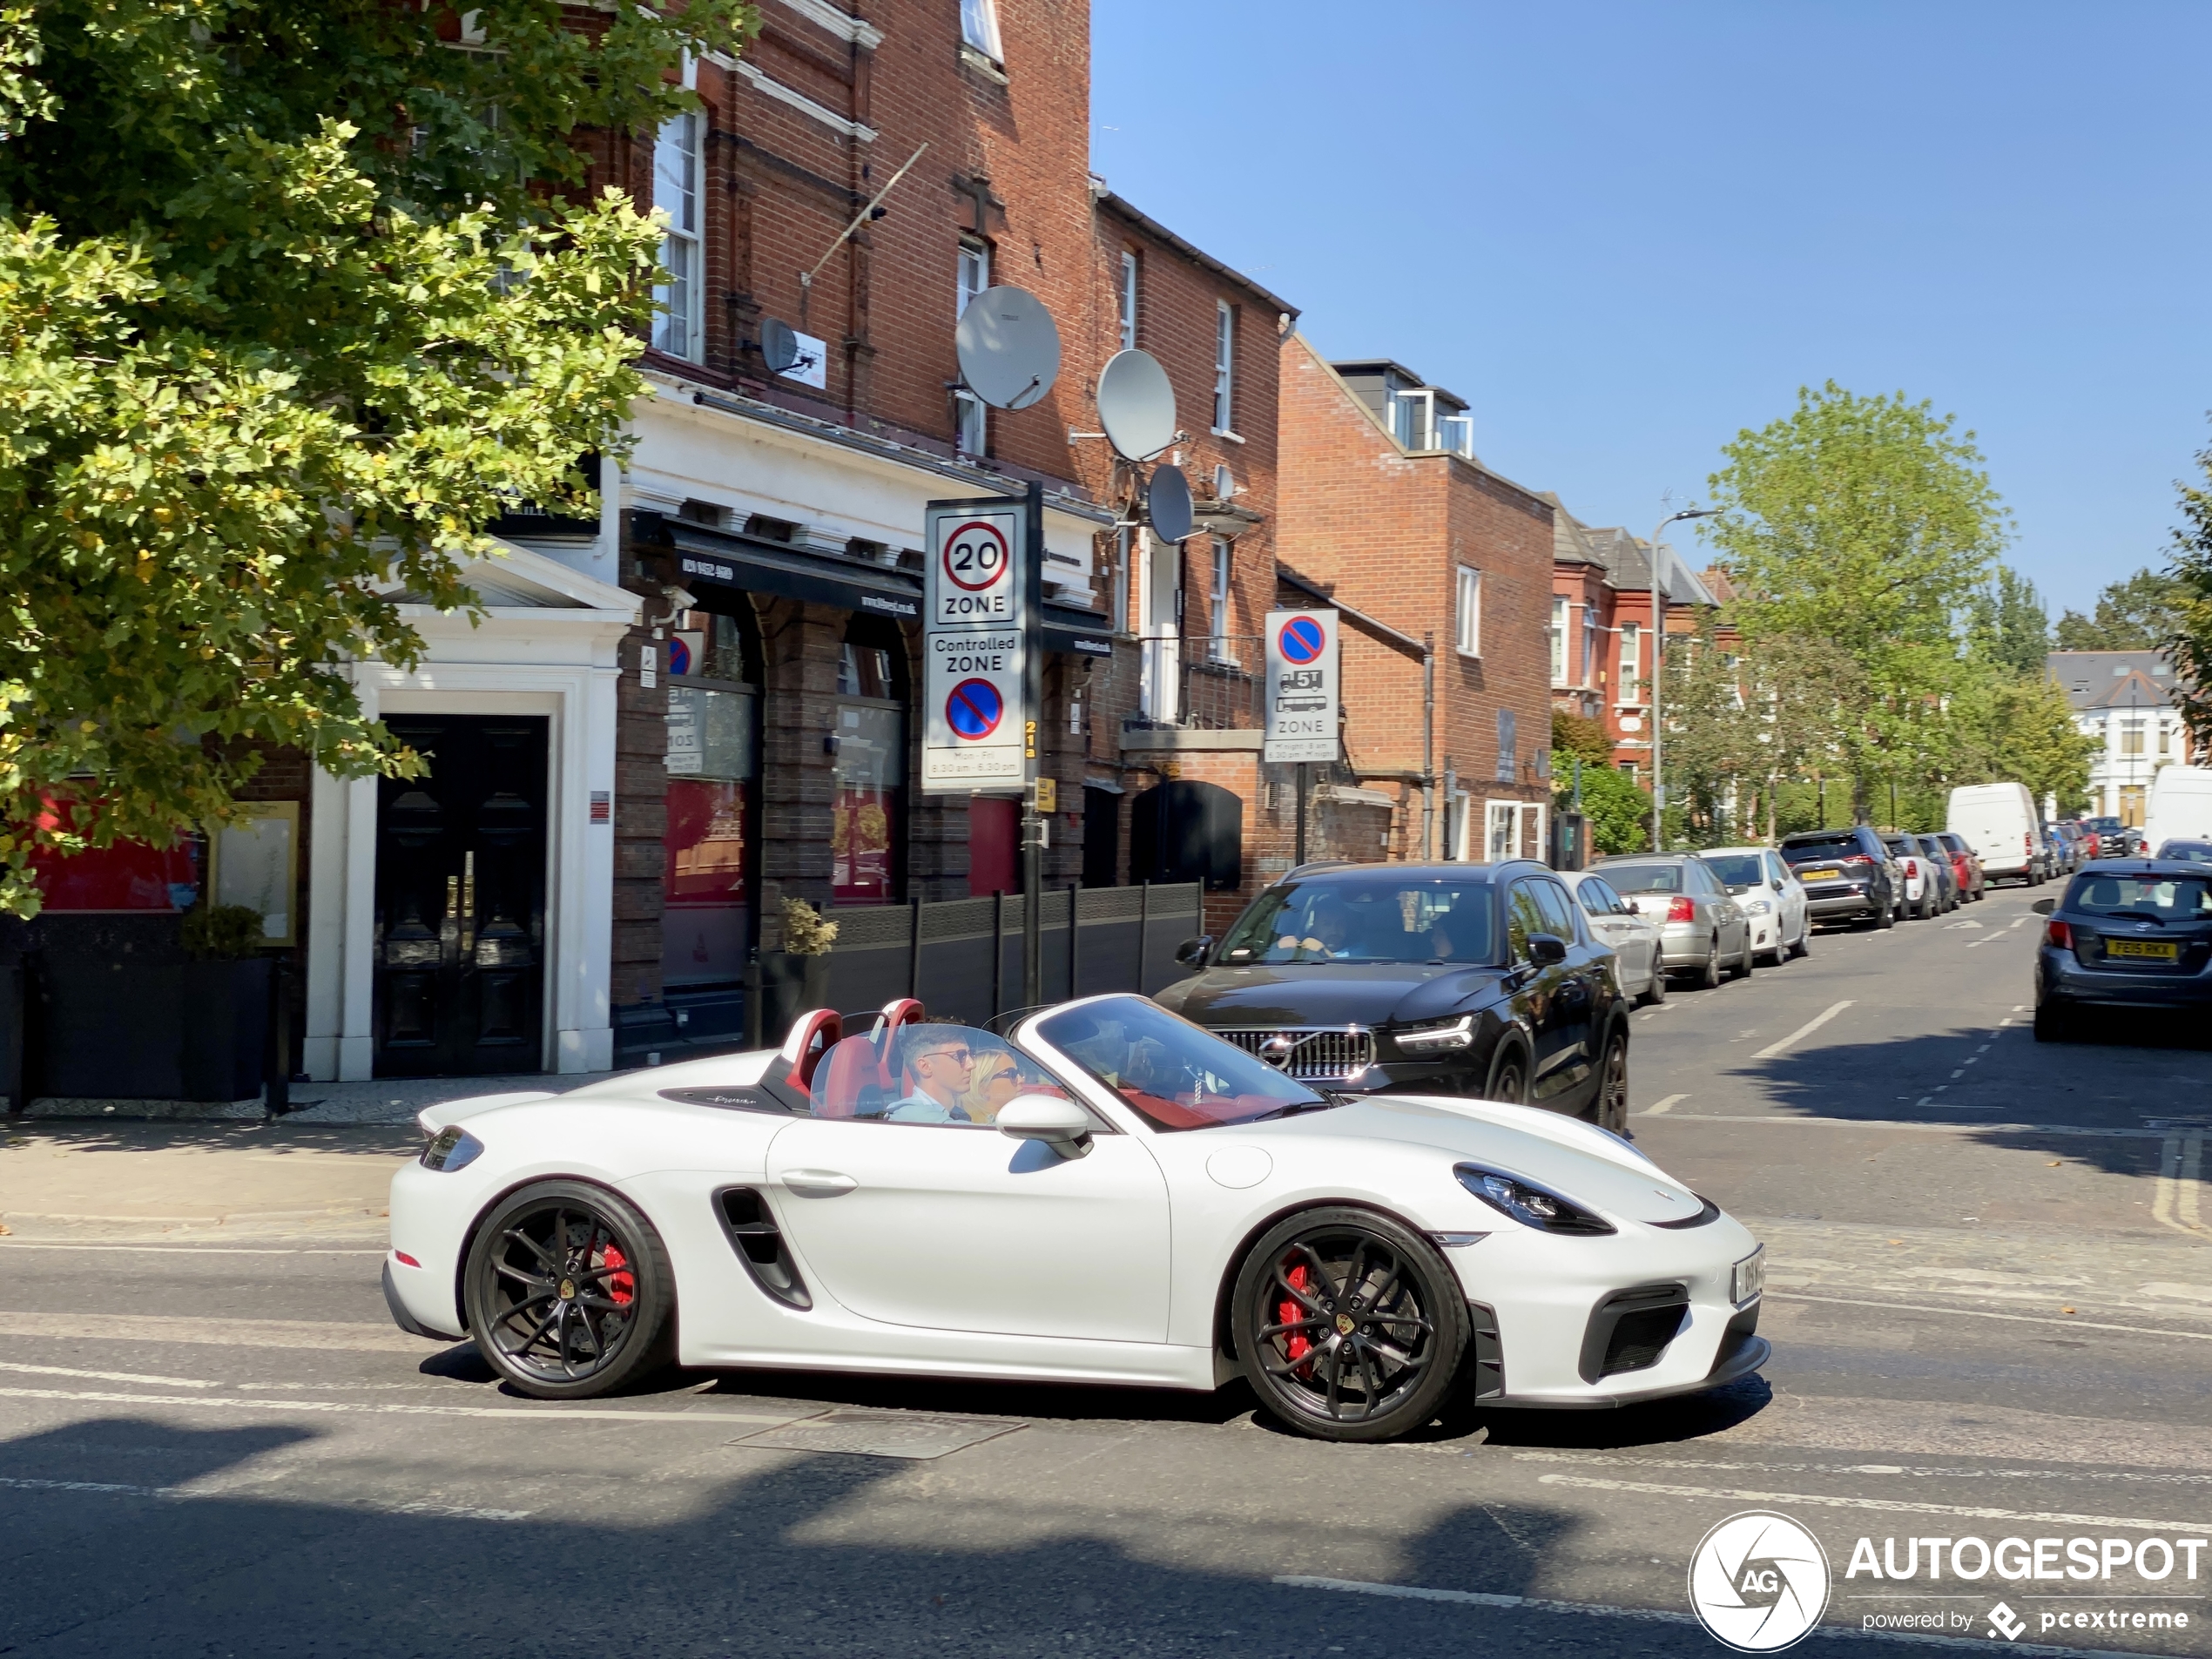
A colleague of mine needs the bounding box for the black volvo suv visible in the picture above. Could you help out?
[1152,860,1632,1131]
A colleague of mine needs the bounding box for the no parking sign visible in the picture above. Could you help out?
[1264,610,1339,763]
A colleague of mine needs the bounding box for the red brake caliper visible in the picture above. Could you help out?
[1278,1262,1312,1375]
[601,1243,634,1306]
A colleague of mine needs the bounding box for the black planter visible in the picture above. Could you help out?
[36,954,268,1103]
[757,952,831,1042]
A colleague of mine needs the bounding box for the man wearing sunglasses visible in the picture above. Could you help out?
[883,1028,981,1123]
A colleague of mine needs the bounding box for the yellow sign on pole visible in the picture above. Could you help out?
[1032,776,1057,814]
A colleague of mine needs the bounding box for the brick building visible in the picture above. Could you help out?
[1272,340,1556,879]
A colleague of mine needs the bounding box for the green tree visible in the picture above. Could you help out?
[1554,755,1651,855]
[2053,567,2188,651]
[1707,383,2011,824]
[0,0,751,914]
[2161,443,2212,745]
[1550,709,1614,768]
[1658,615,1752,844]
[1968,566,2052,677]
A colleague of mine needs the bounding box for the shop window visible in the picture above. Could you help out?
[833,620,908,904]
[664,605,763,988]
[28,794,200,912]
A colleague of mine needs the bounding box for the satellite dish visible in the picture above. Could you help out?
[759,317,802,376]
[1147,464,1193,545]
[1096,348,1177,462]
[955,286,1061,411]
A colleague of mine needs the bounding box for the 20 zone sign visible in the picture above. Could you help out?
[935,516,1015,622]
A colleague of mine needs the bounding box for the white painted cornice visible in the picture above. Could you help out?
[729,58,877,142]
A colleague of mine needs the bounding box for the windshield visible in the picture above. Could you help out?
[1035,996,1329,1131]
[2158,841,2212,865]
[2067,873,2212,922]
[1783,835,1859,862]
[1215,878,1497,966]
[1595,861,1689,894]
[1702,853,1766,888]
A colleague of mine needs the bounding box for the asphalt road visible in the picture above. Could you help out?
[3,883,2210,1658]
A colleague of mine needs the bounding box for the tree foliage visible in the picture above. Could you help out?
[2163,442,2212,746]
[1968,566,2051,677]
[0,0,752,914]
[1553,753,1650,856]
[1550,709,1613,768]
[1706,383,2011,820]
[2054,567,2188,652]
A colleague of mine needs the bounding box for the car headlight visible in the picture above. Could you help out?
[1745,899,1773,915]
[1454,1164,1615,1235]
[421,1125,485,1172]
[1396,1014,1474,1053]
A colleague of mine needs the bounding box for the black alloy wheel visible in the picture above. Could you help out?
[1487,1049,1528,1104]
[463,1180,676,1399]
[1234,1207,1470,1443]
[1593,1029,1629,1135]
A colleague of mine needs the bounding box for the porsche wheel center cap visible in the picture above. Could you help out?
[558,1278,577,1301]
[1336,1314,1356,1336]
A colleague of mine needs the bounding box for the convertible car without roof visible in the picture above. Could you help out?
[385,993,1769,1442]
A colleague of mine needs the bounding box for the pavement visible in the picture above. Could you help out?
[3,882,2211,1656]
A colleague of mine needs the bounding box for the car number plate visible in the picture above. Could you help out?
[1732,1246,1764,1305]
[1799,868,1839,884]
[2105,939,2179,961]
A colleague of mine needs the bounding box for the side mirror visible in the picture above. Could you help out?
[1772,878,1785,892]
[2032,898,2055,916]
[995,1095,1095,1158]
[1529,933,1568,967]
[1174,934,1214,968]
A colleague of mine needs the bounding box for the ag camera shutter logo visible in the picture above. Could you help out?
[1689,1511,1831,1651]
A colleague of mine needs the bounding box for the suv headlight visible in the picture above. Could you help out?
[1745,898,1773,915]
[421,1125,485,1172]
[1455,1164,1615,1235]
[1395,1014,1474,1053]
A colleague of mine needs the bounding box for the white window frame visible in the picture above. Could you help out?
[1118,251,1138,352]
[960,0,1004,62]
[1549,596,1568,685]
[1211,300,1237,434]
[1455,565,1481,658]
[956,238,991,322]
[954,239,992,455]
[651,111,704,361]
[1618,621,1642,703]
[1391,388,1434,451]
[1581,605,1597,687]
[1208,537,1234,661]
[954,389,987,456]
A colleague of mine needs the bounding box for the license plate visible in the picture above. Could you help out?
[1799,869,1839,884]
[2106,939,2179,961]
[1732,1246,1764,1305]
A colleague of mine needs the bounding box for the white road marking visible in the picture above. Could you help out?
[2151,1135,2211,1241]
[0,1310,432,1353]
[1535,1472,2212,1536]
[1976,1043,1993,1053]
[0,1244,385,1256]
[1514,1448,2212,1488]
[0,1386,818,1426]
[1658,1115,2171,1139]
[1275,1575,2141,1657]
[1640,1095,1688,1116]
[0,1360,216,1389]
[0,1474,532,1522]
[1635,1002,1677,1022]
[1749,1000,1854,1061]
[1772,1291,2212,1343]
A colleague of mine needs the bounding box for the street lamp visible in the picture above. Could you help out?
[1649,507,1721,851]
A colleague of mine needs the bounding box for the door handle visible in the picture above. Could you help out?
[781,1169,857,1196]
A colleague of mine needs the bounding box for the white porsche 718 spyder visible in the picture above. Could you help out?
[385,993,1768,1443]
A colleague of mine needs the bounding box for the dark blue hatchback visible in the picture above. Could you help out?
[2033,860,2212,1041]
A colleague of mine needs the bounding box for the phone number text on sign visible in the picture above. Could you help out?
[934,515,1017,624]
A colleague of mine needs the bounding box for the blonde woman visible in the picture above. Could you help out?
[960,1048,1027,1124]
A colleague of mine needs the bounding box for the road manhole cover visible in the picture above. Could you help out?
[730,1410,1025,1460]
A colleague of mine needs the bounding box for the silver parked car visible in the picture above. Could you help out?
[1559,867,1667,1006]
[1589,853,1753,989]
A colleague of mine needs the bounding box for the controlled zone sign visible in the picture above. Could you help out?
[1264,609,1339,763]
[923,630,1025,786]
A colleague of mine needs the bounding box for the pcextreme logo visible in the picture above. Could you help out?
[1689,1511,1832,1652]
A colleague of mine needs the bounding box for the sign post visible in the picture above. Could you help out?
[1020,481,1045,1010]
[1265,610,1339,870]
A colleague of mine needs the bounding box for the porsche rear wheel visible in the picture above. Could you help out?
[1235,1208,1469,1443]
[463,1181,675,1399]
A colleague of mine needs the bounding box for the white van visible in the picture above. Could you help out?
[2145,765,2212,853]
[1947,782,2041,885]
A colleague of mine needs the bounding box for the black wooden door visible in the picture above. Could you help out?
[373,716,549,1077]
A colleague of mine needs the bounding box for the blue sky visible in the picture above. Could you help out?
[1089,1,2211,619]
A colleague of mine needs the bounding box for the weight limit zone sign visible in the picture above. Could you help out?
[922,502,1028,790]
[1264,609,1339,763]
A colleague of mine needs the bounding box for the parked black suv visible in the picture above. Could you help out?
[1152,860,1631,1130]
[1778,826,1900,928]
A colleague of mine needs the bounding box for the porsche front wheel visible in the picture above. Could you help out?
[463,1180,675,1399]
[1234,1208,1469,1443]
